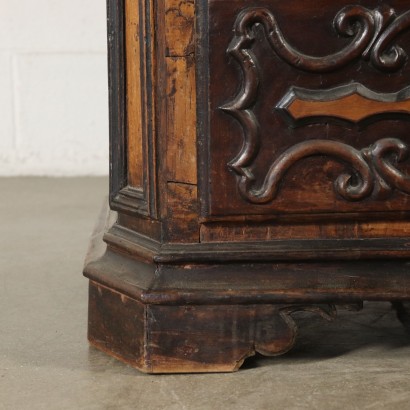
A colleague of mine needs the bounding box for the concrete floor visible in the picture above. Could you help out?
[1,177,410,410]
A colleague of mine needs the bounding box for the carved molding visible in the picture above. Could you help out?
[277,83,410,126]
[221,5,410,204]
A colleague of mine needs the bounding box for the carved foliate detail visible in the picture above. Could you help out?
[221,5,410,204]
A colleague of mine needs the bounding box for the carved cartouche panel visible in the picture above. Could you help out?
[204,0,410,218]
[277,83,410,126]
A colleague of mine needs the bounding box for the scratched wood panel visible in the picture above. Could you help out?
[165,56,197,184]
[287,93,410,123]
[163,0,197,186]
[200,220,410,242]
[165,0,195,57]
[205,0,410,218]
[165,182,199,242]
[156,0,199,242]
[125,0,145,189]
[87,0,410,375]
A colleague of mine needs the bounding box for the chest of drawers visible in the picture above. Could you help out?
[84,0,410,373]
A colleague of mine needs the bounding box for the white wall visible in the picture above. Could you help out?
[0,0,109,176]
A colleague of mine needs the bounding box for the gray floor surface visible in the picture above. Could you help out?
[1,177,410,410]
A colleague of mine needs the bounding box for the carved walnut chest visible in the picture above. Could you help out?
[84,0,410,372]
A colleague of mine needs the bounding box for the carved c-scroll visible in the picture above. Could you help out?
[228,5,410,74]
[372,9,410,71]
[241,140,374,203]
[367,138,410,194]
[239,138,410,204]
[221,5,410,204]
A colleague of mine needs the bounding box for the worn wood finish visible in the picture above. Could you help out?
[165,56,197,185]
[108,0,149,216]
[88,280,335,373]
[109,0,157,217]
[125,0,144,189]
[104,223,410,263]
[161,0,198,244]
[107,0,127,205]
[117,213,162,240]
[85,235,410,305]
[88,281,146,369]
[205,0,410,218]
[200,219,410,242]
[84,0,410,373]
[165,182,199,242]
[84,211,408,372]
[165,0,195,57]
[278,84,410,126]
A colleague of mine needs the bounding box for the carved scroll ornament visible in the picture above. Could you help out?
[221,5,410,204]
[226,5,410,74]
[232,137,410,203]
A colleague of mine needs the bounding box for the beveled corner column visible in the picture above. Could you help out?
[84,0,410,373]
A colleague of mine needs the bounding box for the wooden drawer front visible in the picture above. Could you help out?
[200,0,410,219]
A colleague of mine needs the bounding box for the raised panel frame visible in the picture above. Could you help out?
[197,0,410,222]
[108,0,157,217]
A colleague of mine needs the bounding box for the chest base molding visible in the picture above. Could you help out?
[84,204,410,373]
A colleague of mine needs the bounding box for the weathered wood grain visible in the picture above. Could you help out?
[165,182,199,242]
[165,0,195,57]
[200,220,410,242]
[205,0,410,218]
[88,281,146,370]
[87,281,334,373]
[165,56,197,185]
[86,0,410,374]
[125,0,144,189]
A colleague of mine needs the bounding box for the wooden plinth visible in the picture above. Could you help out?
[84,204,410,373]
[87,280,337,373]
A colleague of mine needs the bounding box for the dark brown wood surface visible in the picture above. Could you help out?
[125,0,144,189]
[84,211,409,372]
[203,0,410,220]
[86,208,410,306]
[84,0,410,373]
[200,219,410,242]
[88,280,336,373]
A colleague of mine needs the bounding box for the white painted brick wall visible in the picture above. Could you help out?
[0,0,109,175]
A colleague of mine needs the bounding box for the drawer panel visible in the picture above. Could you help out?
[199,0,410,220]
